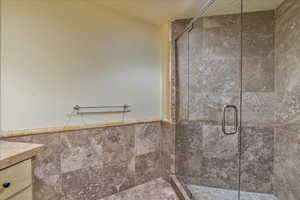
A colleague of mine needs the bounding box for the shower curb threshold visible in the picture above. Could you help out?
[170,175,193,200]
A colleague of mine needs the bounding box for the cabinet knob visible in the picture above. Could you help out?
[3,182,11,188]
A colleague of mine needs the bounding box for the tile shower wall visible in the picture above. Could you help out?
[3,122,164,200]
[174,10,275,193]
[161,121,176,178]
[274,0,300,199]
[171,19,192,123]
[241,10,275,194]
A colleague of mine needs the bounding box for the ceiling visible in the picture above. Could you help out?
[96,0,205,25]
[204,0,285,17]
[95,0,286,25]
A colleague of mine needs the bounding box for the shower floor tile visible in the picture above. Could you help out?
[100,178,179,200]
[188,185,277,200]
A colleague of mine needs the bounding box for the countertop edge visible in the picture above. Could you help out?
[0,144,46,170]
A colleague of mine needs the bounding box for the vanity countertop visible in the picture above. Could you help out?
[0,141,45,170]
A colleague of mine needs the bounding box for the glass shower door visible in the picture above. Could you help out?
[175,0,242,199]
[239,0,284,200]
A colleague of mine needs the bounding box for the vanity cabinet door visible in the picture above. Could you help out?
[0,159,32,200]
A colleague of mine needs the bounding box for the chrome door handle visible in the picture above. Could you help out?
[222,105,238,135]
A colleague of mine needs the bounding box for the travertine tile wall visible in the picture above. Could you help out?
[161,121,176,179]
[171,19,192,123]
[4,122,165,200]
[173,10,275,193]
[274,0,300,199]
[241,10,275,193]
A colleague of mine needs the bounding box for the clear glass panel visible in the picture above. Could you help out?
[175,0,300,199]
[176,31,189,122]
[175,0,242,199]
[240,0,300,200]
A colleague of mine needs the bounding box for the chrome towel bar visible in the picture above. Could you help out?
[73,104,131,114]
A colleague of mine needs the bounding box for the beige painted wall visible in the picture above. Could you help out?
[160,23,171,121]
[1,0,168,131]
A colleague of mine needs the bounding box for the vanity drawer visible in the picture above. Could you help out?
[0,159,32,200]
[7,186,32,200]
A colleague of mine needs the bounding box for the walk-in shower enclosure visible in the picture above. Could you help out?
[174,0,300,199]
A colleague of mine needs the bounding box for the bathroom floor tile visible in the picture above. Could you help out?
[100,178,179,200]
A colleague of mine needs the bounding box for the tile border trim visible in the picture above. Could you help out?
[0,119,173,139]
